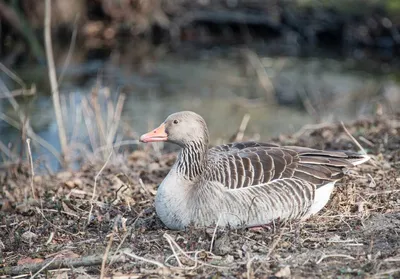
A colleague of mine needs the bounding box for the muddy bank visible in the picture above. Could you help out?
[0,113,399,278]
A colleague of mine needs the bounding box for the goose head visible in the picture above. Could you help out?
[140,111,209,148]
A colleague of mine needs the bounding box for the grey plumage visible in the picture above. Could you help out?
[140,111,370,230]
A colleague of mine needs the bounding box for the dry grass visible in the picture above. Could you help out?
[0,113,399,278]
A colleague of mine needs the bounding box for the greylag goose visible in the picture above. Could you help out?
[140,111,370,230]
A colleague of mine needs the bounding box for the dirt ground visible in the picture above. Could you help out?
[0,114,399,278]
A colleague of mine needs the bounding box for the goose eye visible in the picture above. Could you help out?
[173,120,179,124]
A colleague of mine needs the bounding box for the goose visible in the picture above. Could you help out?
[140,111,370,230]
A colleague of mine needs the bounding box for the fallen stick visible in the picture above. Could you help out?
[0,251,127,276]
[0,86,36,99]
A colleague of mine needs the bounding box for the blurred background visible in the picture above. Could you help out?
[0,0,400,170]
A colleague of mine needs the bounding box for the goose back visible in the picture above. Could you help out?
[205,141,365,189]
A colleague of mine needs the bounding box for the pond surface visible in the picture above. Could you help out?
[1,43,399,169]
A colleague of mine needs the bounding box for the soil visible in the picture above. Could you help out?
[0,114,399,278]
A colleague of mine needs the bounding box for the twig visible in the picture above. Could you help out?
[235,113,250,142]
[366,189,400,196]
[163,233,228,269]
[138,178,152,198]
[254,231,283,274]
[11,274,28,279]
[246,256,256,279]
[0,78,23,116]
[340,122,367,155]
[102,275,141,279]
[35,207,78,236]
[358,136,374,147]
[0,62,25,88]
[109,228,132,266]
[0,139,17,161]
[292,122,333,138]
[0,77,40,164]
[45,232,54,245]
[58,16,79,84]
[60,94,68,142]
[0,86,36,99]
[367,173,376,188]
[123,251,166,269]
[20,113,29,163]
[29,255,60,279]
[40,208,80,218]
[265,231,283,259]
[0,252,126,276]
[164,233,183,267]
[91,88,107,152]
[44,0,68,163]
[373,268,400,278]
[87,151,113,225]
[0,112,62,164]
[26,138,36,200]
[100,232,114,279]
[241,49,276,104]
[316,254,355,264]
[69,93,80,142]
[209,214,223,253]
[82,97,98,152]
[384,257,400,262]
[106,94,125,153]
[106,89,114,139]
[104,273,142,279]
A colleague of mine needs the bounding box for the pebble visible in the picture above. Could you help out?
[382,162,391,170]
[129,150,148,161]
[65,178,83,188]
[213,234,231,255]
[65,180,75,188]
[149,162,161,172]
[56,171,72,180]
[21,231,38,243]
[73,178,83,187]
[275,266,291,278]
[33,176,42,183]
[224,254,234,264]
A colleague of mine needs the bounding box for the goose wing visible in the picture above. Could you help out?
[206,141,367,189]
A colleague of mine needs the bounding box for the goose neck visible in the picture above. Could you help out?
[176,141,208,181]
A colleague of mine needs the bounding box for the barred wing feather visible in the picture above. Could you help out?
[206,141,366,189]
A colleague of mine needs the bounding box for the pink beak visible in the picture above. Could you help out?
[140,123,168,143]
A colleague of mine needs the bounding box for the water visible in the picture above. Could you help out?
[1,44,399,169]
